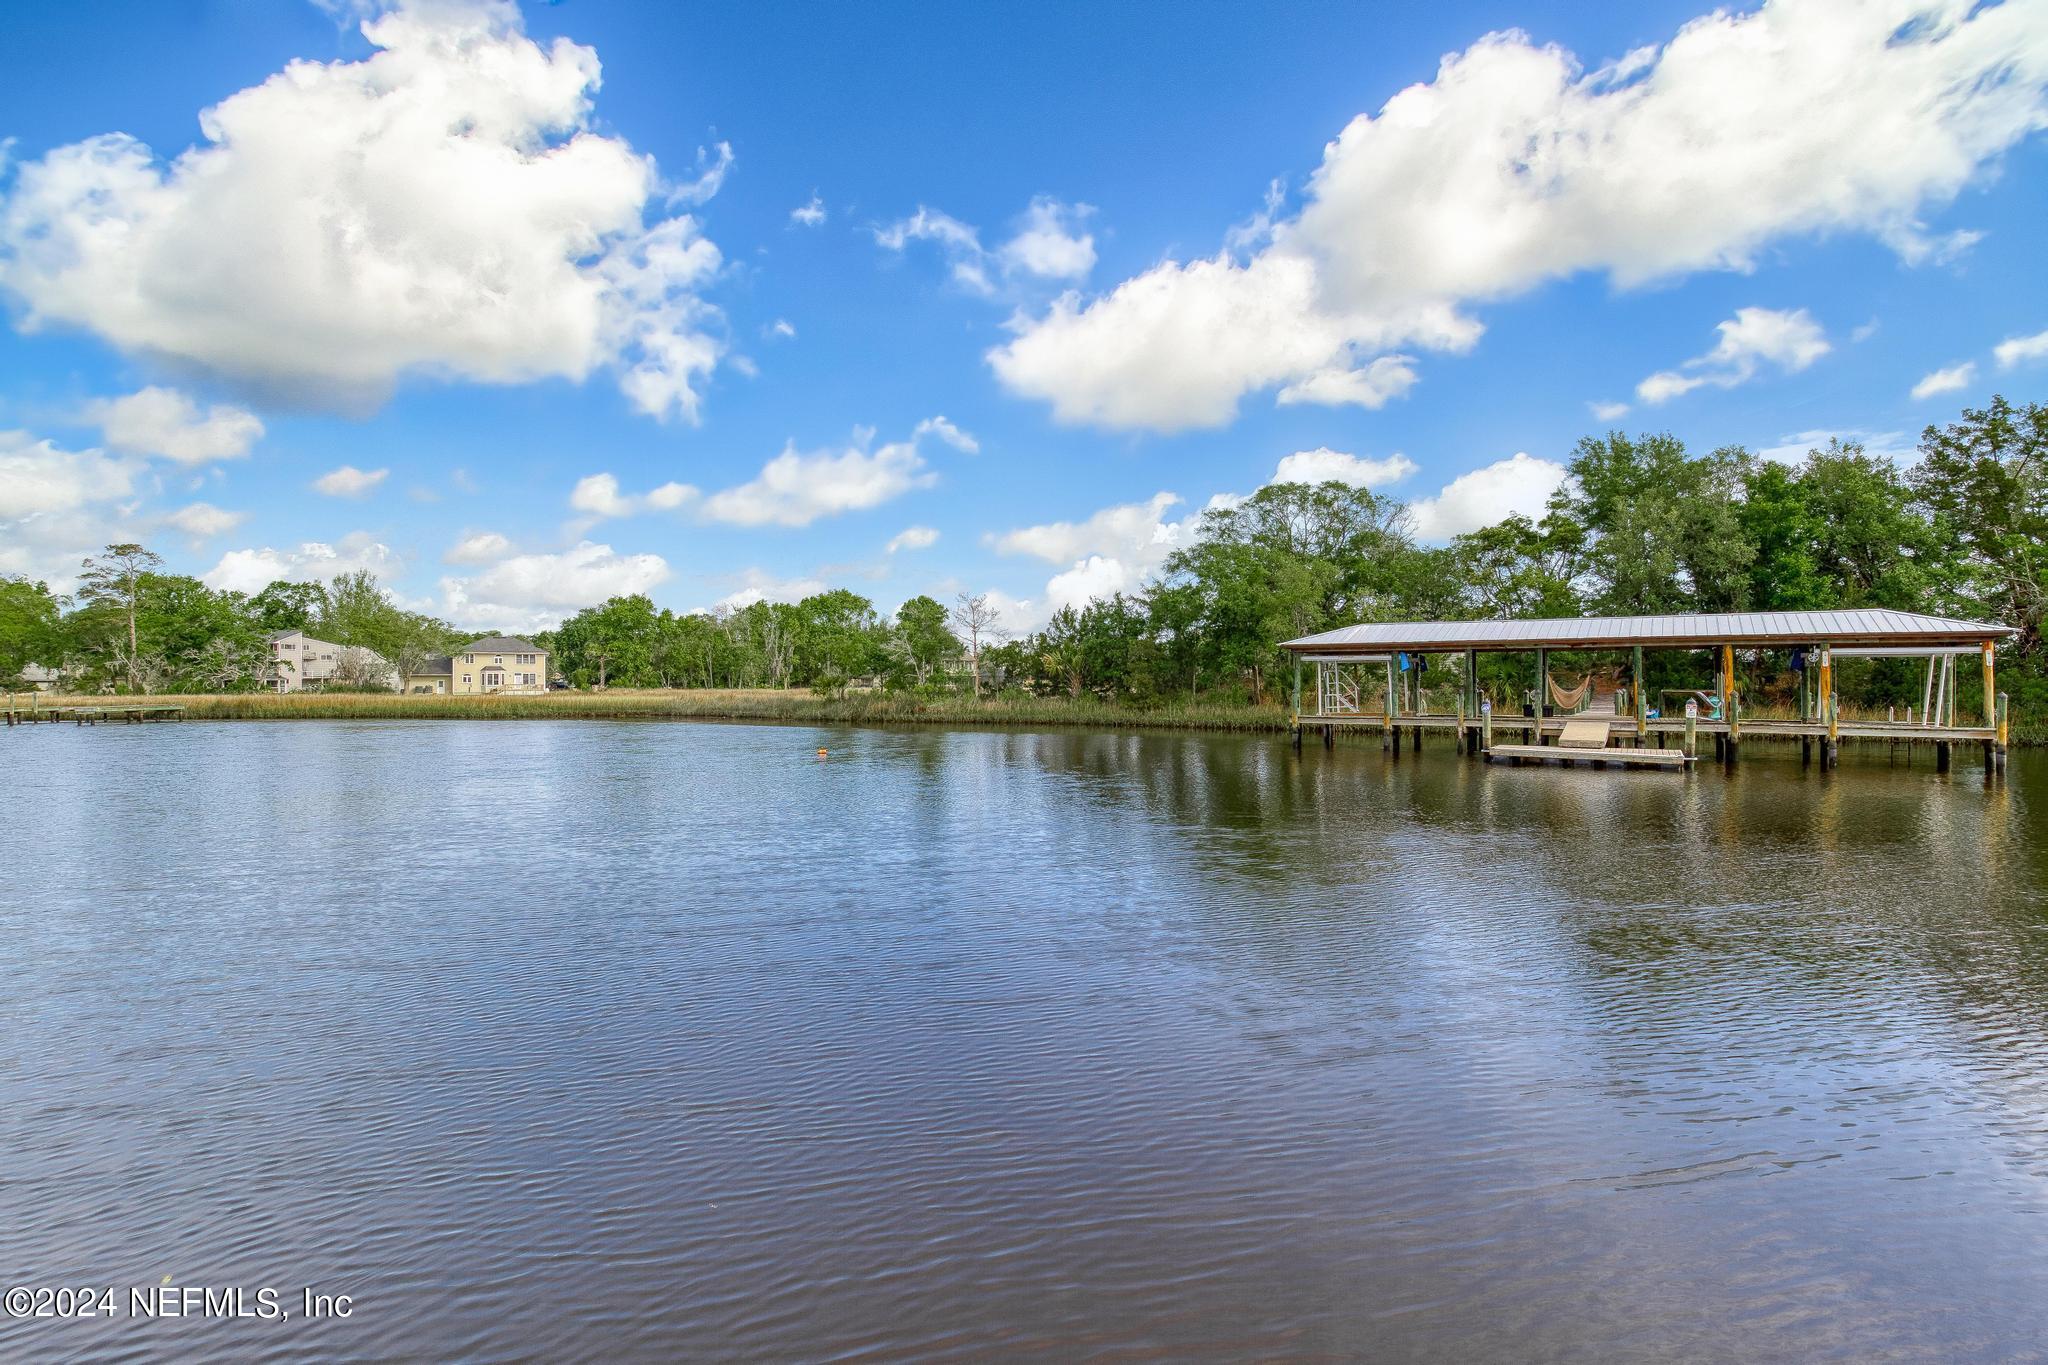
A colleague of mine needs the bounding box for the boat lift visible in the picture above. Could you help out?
[1827,644,1974,728]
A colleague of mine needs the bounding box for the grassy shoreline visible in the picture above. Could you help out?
[10,688,1295,732]
[12,687,2038,742]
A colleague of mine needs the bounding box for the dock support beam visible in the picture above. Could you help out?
[1721,643,1738,766]
[1464,647,1479,757]
[1937,740,1952,773]
[1997,691,2009,776]
[1983,641,1996,730]
[1633,644,1647,746]
[1383,659,1394,752]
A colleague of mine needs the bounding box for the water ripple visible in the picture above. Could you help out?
[0,722,2044,1359]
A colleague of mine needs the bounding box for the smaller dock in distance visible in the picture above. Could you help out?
[1281,609,2015,777]
[5,701,188,726]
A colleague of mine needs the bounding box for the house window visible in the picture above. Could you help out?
[463,654,474,663]
[463,675,472,683]
[494,656,504,664]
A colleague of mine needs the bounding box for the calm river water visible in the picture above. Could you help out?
[3,720,2046,1360]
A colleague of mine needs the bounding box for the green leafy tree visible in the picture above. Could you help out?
[1450,515,1581,618]
[1076,593,1149,698]
[794,589,883,692]
[1035,606,1088,698]
[1550,433,1753,613]
[77,543,164,691]
[250,580,330,632]
[1911,396,2048,662]
[889,594,957,689]
[552,594,662,687]
[0,577,64,685]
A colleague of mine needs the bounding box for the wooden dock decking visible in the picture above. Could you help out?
[1289,706,2005,776]
[5,703,188,726]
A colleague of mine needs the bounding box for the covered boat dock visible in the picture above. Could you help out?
[1281,609,2015,775]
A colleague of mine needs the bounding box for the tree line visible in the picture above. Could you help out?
[537,397,2047,715]
[4,397,2042,712]
[0,548,468,694]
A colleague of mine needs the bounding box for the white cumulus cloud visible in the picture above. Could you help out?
[885,526,939,554]
[1408,452,1570,541]
[991,490,1192,566]
[568,472,699,520]
[1755,427,1915,465]
[203,532,402,595]
[1994,327,2048,369]
[988,0,2048,432]
[995,197,1097,280]
[710,568,830,612]
[1911,361,1976,400]
[0,0,727,420]
[162,502,245,539]
[878,196,1095,295]
[441,540,670,628]
[1589,400,1631,422]
[0,430,139,520]
[86,387,263,464]
[789,193,826,228]
[444,530,515,565]
[313,465,390,498]
[1636,307,1830,404]
[1271,447,1418,487]
[700,417,970,528]
[875,206,992,293]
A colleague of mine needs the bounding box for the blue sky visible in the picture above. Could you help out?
[3,0,2046,631]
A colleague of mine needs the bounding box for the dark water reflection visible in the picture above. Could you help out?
[2,721,2045,1360]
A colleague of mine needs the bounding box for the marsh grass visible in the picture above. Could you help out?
[15,687,2036,740]
[13,688,1294,732]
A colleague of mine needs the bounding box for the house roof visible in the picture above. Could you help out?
[410,655,454,676]
[460,635,544,654]
[1282,609,2016,654]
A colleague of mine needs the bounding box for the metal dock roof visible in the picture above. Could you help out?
[1281,609,2015,654]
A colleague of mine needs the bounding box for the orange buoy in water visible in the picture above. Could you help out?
[817,747,829,757]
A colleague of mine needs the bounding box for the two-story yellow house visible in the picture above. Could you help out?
[405,636,550,695]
